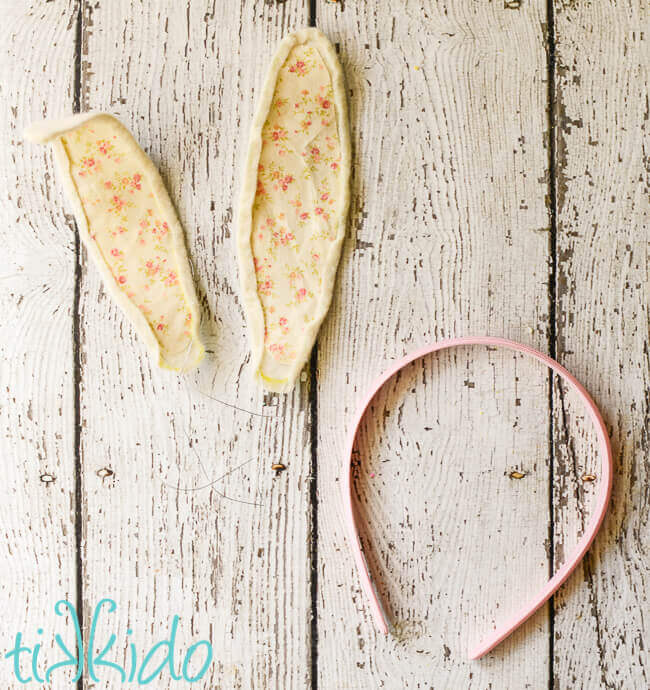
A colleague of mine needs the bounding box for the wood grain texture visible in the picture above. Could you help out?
[315,0,555,686]
[2,2,649,688]
[552,1,649,687]
[0,2,79,685]
[77,2,311,688]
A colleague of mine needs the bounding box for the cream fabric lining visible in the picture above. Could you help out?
[237,28,351,393]
[25,113,204,371]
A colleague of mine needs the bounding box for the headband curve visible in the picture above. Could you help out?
[341,336,612,659]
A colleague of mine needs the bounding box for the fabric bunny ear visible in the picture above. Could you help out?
[25,113,205,372]
[237,28,351,392]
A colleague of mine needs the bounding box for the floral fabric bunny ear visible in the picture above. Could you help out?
[237,28,351,392]
[25,113,204,371]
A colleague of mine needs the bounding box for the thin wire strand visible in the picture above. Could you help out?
[162,307,273,499]
[157,256,280,501]
[187,389,272,418]
[162,453,262,505]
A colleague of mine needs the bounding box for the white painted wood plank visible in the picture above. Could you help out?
[77,2,311,688]
[552,1,649,686]
[316,1,555,686]
[5,3,645,688]
[0,1,79,685]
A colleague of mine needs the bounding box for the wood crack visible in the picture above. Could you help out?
[547,1,558,686]
[72,3,85,690]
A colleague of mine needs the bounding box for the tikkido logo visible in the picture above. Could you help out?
[5,599,214,685]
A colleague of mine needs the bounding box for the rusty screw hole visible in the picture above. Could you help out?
[96,467,114,479]
[40,473,56,484]
[509,470,526,479]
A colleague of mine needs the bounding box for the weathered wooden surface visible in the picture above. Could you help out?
[315,0,555,687]
[0,2,79,685]
[1,0,647,688]
[552,1,649,687]
[76,1,312,688]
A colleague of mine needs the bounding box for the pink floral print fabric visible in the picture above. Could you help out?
[251,42,343,382]
[60,117,202,370]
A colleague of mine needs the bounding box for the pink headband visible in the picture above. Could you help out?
[342,336,612,659]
